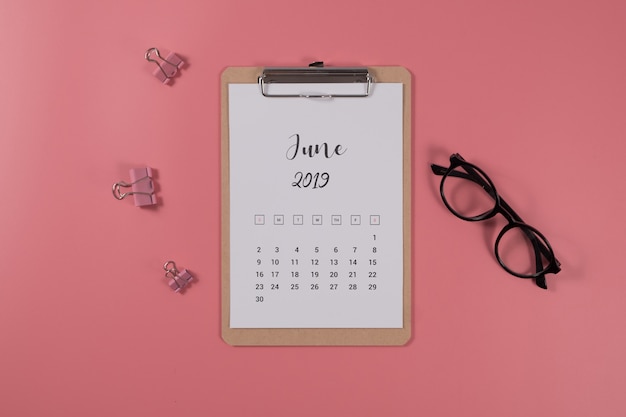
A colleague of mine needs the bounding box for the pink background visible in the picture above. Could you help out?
[1,0,625,415]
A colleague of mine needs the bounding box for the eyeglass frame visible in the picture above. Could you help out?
[430,153,561,289]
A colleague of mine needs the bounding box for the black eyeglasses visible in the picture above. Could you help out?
[430,153,561,289]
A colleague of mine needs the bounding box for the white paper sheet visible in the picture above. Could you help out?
[228,83,404,328]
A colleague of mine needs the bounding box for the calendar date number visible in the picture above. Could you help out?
[292,172,330,189]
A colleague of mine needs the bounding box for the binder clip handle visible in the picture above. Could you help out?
[145,47,166,66]
[112,173,153,201]
[112,180,147,200]
[163,260,179,278]
[112,181,131,200]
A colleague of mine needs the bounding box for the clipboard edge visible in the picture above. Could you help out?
[220,66,413,346]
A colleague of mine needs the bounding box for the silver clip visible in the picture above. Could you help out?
[258,62,373,98]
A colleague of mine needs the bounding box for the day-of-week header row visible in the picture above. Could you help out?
[254,214,381,226]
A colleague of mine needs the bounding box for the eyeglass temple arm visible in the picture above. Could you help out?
[430,164,449,176]
[431,163,555,288]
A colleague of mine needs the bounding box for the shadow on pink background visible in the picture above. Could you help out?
[1,0,625,416]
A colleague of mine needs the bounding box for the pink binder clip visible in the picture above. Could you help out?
[164,261,193,293]
[112,167,157,207]
[145,47,184,84]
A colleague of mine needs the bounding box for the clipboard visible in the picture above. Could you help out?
[221,65,412,346]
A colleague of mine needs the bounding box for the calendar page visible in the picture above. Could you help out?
[228,82,404,328]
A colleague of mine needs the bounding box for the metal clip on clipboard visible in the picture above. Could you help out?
[258,62,374,98]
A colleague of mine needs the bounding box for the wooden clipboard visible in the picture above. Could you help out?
[221,66,412,345]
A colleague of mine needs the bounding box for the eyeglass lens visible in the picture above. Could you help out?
[496,224,553,277]
[441,164,496,220]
